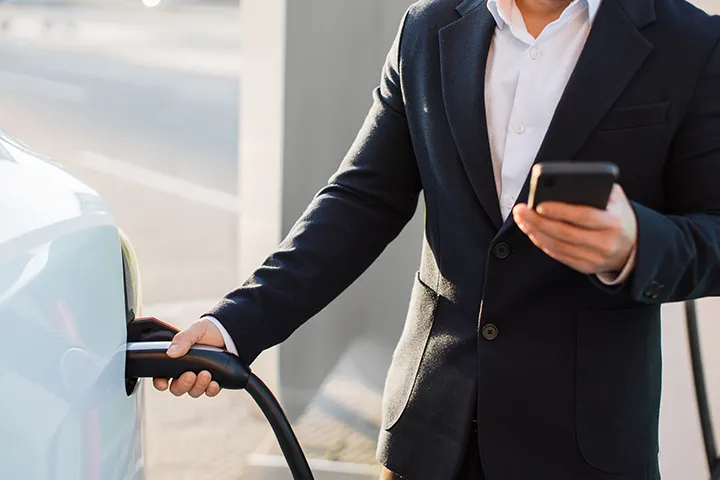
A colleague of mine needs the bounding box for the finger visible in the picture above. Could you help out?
[169,372,197,397]
[608,183,627,204]
[189,371,212,398]
[535,202,613,229]
[153,378,169,391]
[607,184,633,219]
[543,248,598,274]
[523,210,615,252]
[517,207,579,242]
[516,208,584,245]
[523,227,604,268]
[167,321,208,358]
[530,234,600,274]
[517,207,609,273]
[528,208,623,259]
[515,204,573,233]
[206,381,222,398]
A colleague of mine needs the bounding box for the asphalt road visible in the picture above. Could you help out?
[0,6,242,305]
[0,46,239,191]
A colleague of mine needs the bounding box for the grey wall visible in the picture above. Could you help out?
[277,0,418,420]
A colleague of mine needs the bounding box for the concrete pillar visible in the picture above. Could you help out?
[237,1,418,477]
[237,0,417,421]
[235,0,287,395]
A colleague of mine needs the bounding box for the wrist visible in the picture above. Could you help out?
[597,244,637,286]
[203,316,239,356]
[610,242,635,272]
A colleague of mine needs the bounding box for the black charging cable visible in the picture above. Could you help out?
[125,338,314,480]
[686,300,720,480]
[245,374,314,480]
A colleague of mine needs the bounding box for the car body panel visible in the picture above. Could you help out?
[0,132,144,480]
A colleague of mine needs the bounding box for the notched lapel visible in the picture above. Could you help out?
[498,0,655,236]
[533,0,653,169]
[439,1,503,229]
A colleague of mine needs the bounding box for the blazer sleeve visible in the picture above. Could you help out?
[595,37,720,304]
[203,10,421,365]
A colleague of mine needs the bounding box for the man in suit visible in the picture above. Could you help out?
[153,0,720,478]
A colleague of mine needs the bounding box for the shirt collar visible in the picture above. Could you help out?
[586,0,601,22]
[487,0,603,30]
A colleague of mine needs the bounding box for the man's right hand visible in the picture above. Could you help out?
[152,317,226,398]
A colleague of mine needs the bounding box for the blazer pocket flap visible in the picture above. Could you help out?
[599,101,670,131]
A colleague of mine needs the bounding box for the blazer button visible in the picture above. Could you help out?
[493,242,510,259]
[644,289,658,299]
[482,324,499,341]
[644,281,664,299]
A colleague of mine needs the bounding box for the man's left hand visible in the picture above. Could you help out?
[513,184,637,276]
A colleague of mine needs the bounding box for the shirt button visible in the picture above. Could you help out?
[482,324,499,341]
[530,49,540,60]
[493,242,510,259]
[515,122,526,134]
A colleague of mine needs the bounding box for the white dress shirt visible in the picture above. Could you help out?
[485,0,601,219]
[208,0,633,356]
[485,0,634,286]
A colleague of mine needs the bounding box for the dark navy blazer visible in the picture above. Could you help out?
[207,0,720,478]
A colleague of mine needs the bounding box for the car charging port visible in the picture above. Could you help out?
[125,317,180,395]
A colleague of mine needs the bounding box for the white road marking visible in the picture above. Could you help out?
[112,48,242,79]
[76,151,240,213]
[0,70,87,102]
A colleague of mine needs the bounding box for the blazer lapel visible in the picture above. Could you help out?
[498,0,655,236]
[439,0,503,229]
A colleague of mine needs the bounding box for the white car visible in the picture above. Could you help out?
[0,128,145,480]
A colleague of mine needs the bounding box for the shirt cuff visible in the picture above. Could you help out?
[204,316,239,357]
[596,246,637,286]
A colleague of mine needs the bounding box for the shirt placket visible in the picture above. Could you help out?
[499,39,541,219]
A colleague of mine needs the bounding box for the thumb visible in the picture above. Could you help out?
[166,320,207,358]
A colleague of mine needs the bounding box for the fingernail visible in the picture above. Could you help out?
[167,344,181,355]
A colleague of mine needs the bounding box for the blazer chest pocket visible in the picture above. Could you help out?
[597,101,670,131]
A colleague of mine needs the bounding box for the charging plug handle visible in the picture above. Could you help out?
[126,342,250,390]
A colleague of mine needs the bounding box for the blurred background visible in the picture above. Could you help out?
[0,0,254,478]
[0,0,719,479]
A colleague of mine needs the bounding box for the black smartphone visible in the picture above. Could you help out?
[527,162,619,210]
